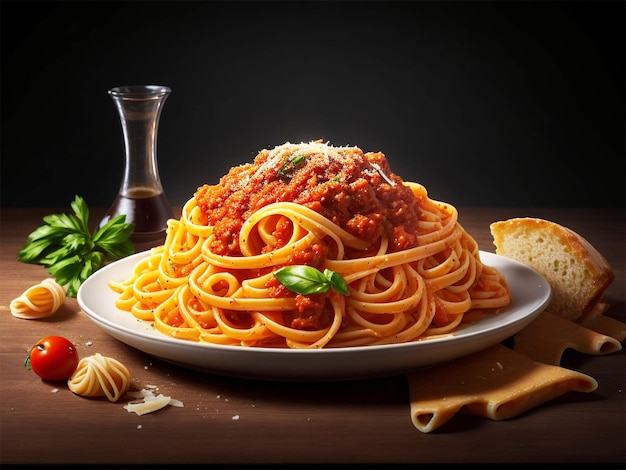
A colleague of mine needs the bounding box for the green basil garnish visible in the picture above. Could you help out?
[278,154,306,181]
[274,265,349,296]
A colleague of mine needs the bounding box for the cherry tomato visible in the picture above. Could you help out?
[25,335,79,381]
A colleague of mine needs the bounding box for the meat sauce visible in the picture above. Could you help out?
[193,142,430,331]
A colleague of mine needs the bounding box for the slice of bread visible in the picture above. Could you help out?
[490,217,614,322]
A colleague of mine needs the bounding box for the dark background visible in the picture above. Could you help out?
[1,0,624,209]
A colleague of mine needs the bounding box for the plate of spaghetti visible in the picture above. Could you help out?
[78,141,552,381]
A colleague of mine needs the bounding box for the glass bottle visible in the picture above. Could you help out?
[99,85,175,251]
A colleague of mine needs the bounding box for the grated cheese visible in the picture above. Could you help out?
[124,388,183,416]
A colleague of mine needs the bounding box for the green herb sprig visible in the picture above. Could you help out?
[274,265,349,296]
[278,154,306,181]
[17,195,135,298]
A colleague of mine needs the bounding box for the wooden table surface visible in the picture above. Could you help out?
[1,206,624,467]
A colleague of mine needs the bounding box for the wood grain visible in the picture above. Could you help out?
[1,207,624,465]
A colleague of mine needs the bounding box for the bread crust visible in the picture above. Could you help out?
[490,217,614,322]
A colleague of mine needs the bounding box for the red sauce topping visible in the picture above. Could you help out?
[193,141,424,332]
[195,142,421,256]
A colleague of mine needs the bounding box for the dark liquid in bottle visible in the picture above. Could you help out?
[100,188,174,251]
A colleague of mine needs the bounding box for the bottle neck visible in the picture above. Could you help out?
[110,86,170,197]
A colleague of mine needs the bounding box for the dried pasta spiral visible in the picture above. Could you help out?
[10,278,66,319]
[68,353,131,402]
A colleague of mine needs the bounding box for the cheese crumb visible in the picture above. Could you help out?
[124,388,184,416]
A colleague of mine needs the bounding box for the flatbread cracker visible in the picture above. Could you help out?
[513,312,622,365]
[579,307,626,342]
[408,344,597,433]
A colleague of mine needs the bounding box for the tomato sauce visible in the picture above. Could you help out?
[194,143,421,257]
[193,142,424,331]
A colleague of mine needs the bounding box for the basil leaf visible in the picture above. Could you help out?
[47,255,83,288]
[278,154,307,181]
[93,215,135,259]
[43,212,83,233]
[24,224,65,242]
[92,214,134,244]
[63,232,93,253]
[70,195,90,234]
[17,237,59,263]
[17,195,135,298]
[274,265,349,296]
[274,265,330,295]
[324,269,349,296]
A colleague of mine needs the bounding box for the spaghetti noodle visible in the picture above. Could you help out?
[68,353,131,402]
[10,278,66,319]
[109,141,511,348]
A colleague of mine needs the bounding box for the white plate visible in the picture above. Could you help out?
[77,251,551,381]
